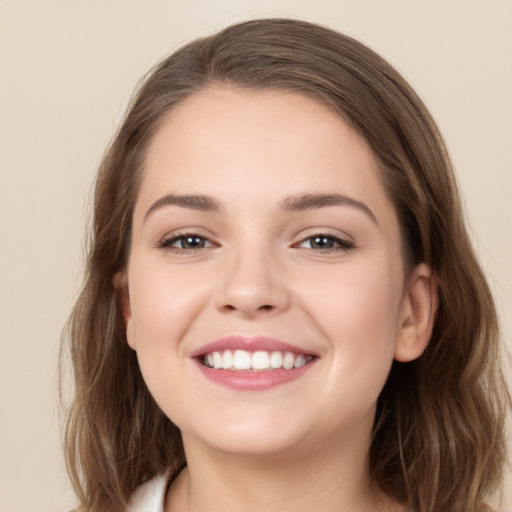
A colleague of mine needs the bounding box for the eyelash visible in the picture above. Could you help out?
[157,232,354,254]
[295,233,354,252]
[157,232,216,253]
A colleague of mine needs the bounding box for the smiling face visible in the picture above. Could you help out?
[124,87,432,458]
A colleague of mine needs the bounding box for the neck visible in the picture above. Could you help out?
[166,427,399,512]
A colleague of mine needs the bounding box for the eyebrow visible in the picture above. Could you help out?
[144,193,221,220]
[144,192,378,225]
[280,193,378,224]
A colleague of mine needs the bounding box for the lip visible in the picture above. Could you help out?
[189,335,317,358]
[189,335,319,391]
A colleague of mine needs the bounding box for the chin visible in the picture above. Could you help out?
[182,414,313,458]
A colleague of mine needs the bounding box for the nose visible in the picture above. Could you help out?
[214,247,290,319]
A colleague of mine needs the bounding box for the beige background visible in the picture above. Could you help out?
[1,1,511,511]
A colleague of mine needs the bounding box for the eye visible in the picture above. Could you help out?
[158,233,215,251]
[297,234,354,251]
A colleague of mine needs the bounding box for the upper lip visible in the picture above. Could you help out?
[189,335,318,358]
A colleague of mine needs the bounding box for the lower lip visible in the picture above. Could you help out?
[193,359,317,391]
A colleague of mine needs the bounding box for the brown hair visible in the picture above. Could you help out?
[61,18,510,512]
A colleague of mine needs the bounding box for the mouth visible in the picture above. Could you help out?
[201,349,315,371]
[190,336,318,390]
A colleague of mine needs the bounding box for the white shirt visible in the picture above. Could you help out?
[127,471,170,512]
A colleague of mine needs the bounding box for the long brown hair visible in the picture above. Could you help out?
[61,18,510,511]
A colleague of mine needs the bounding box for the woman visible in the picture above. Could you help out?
[62,18,510,512]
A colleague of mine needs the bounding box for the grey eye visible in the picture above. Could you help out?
[298,234,354,251]
[159,234,214,250]
[176,236,208,249]
[307,236,337,249]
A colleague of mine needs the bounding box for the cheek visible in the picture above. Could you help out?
[299,260,403,372]
[129,258,209,340]
[126,263,208,427]
[126,257,212,388]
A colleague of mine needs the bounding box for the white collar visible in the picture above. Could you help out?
[127,470,171,512]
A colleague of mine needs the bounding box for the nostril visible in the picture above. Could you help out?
[221,303,274,313]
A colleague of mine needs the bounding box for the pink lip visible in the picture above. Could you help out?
[189,335,318,391]
[189,335,317,358]
[193,360,317,391]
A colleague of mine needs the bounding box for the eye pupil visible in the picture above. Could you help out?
[311,236,335,249]
[182,236,205,248]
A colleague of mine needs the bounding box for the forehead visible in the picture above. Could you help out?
[141,87,384,195]
[149,87,367,155]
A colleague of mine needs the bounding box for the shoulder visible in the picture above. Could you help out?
[127,471,171,512]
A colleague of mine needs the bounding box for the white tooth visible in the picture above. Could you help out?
[270,351,283,369]
[252,351,270,370]
[294,355,307,368]
[283,352,295,370]
[222,350,233,369]
[207,353,214,367]
[233,350,252,370]
[212,351,223,369]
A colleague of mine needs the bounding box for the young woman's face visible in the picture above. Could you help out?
[125,87,419,457]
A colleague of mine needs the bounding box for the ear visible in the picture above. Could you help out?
[113,271,136,350]
[394,263,439,362]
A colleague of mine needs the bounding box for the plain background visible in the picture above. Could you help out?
[1,1,511,511]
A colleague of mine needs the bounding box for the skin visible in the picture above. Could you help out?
[123,87,437,511]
